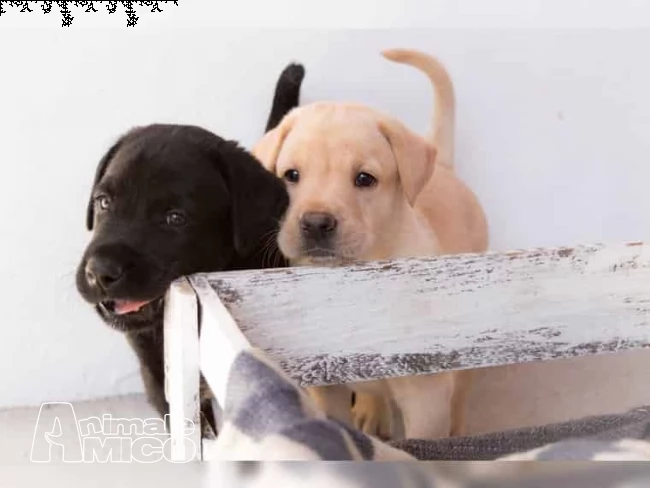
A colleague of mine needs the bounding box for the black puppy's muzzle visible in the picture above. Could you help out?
[84,255,128,294]
[79,243,137,298]
[76,241,167,332]
[76,241,155,302]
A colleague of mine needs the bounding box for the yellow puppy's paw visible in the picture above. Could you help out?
[352,394,393,441]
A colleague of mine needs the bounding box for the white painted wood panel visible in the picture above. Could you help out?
[163,278,202,462]
[191,276,252,411]
[193,242,650,386]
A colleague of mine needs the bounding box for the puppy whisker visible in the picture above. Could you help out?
[256,227,283,269]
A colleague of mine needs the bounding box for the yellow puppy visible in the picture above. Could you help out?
[254,49,488,440]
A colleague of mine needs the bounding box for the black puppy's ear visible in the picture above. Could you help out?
[219,142,289,257]
[85,138,124,231]
[265,62,305,132]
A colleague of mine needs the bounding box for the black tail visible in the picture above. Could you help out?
[265,63,305,132]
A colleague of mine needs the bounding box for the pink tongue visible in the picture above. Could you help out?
[114,300,151,315]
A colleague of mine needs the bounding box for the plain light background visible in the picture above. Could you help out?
[1,24,650,408]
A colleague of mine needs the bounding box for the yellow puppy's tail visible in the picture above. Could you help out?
[382,48,455,169]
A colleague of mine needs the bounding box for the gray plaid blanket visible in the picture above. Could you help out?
[393,405,650,460]
[204,347,650,486]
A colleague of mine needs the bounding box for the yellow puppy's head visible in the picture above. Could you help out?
[253,102,436,265]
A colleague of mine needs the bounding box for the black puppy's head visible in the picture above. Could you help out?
[76,124,288,333]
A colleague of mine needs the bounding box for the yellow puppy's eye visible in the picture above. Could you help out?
[354,172,377,188]
[283,169,300,183]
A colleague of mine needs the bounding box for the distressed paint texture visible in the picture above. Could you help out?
[190,243,650,386]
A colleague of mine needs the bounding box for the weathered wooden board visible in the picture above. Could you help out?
[191,242,650,387]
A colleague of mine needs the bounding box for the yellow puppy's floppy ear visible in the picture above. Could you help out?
[253,110,297,173]
[378,117,437,206]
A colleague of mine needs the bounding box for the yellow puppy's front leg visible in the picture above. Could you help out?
[305,385,354,425]
[305,385,397,441]
[351,392,394,440]
[388,373,456,440]
[450,369,474,437]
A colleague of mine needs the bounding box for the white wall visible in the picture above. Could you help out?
[1,26,649,408]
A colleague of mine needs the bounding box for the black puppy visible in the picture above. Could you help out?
[76,63,305,433]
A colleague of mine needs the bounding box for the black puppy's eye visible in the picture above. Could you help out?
[283,169,300,183]
[95,195,111,211]
[165,211,186,227]
[354,172,377,188]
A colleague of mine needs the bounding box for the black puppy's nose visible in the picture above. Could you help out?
[85,256,125,291]
[300,212,338,239]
